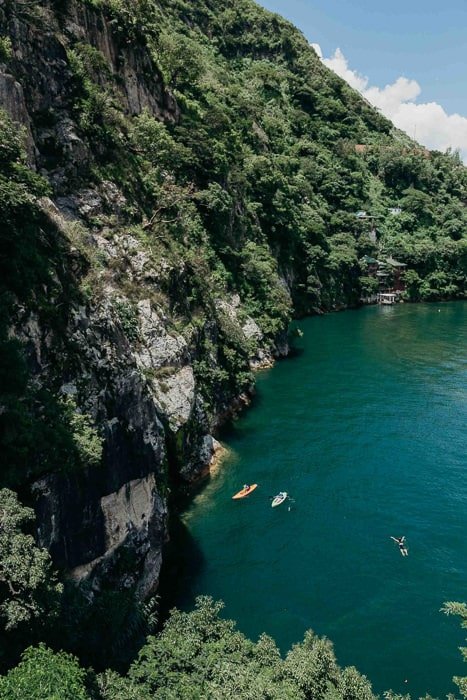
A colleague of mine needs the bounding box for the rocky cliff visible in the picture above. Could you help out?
[0,0,287,602]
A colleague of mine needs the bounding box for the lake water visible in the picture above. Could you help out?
[165,302,467,698]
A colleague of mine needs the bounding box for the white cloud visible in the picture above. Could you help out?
[363,76,421,116]
[310,43,322,59]
[314,45,467,162]
[323,48,368,93]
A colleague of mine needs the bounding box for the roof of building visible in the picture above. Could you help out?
[385,256,406,267]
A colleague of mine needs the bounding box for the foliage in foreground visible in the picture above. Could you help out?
[0,644,91,700]
[0,489,62,666]
[0,598,377,700]
[443,602,467,699]
[0,596,466,700]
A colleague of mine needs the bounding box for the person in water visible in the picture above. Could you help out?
[391,536,408,556]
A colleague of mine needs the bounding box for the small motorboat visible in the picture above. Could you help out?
[271,491,288,508]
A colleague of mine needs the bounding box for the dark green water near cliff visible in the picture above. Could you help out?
[170,302,467,698]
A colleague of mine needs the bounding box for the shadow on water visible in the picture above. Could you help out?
[158,509,207,624]
[285,344,305,360]
[158,462,218,628]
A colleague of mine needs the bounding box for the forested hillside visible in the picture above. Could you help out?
[0,0,466,696]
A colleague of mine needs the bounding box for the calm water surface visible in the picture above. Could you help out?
[168,302,467,698]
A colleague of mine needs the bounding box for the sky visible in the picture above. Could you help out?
[259,0,467,160]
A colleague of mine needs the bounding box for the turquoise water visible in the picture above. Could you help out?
[168,303,467,698]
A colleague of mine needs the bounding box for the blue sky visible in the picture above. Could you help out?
[259,0,467,158]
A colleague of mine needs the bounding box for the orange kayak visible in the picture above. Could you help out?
[232,484,258,500]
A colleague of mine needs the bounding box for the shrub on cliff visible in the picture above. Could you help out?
[0,489,62,633]
[0,490,63,669]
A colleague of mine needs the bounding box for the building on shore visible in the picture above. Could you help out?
[384,256,406,291]
[359,255,407,304]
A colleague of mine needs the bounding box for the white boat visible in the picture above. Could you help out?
[271,492,288,508]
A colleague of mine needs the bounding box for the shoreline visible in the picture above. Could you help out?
[208,439,229,476]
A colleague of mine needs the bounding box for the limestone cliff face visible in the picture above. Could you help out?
[0,0,288,599]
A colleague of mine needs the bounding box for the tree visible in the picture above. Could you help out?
[337,666,375,700]
[400,188,434,226]
[98,670,149,700]
[402,269,422,301]
[442,602,467,698]
[284,630,341,700]
[123,597,377,699]
[0,489,62,633]
[359,276,379,296]
[0,644,91,700]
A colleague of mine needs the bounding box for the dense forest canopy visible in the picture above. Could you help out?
[0,0,466,696]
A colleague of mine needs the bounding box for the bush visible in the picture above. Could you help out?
[0,645,90,700]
